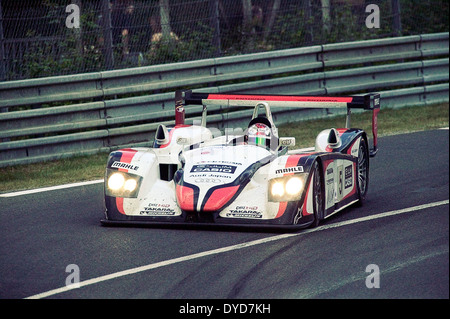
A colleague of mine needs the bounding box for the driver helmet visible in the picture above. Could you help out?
[247,122,271,149]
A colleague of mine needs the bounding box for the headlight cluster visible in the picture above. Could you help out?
[105,169,142,198]
[268,175,305,202]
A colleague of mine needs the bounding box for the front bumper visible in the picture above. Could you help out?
[100,217,313,231]
[101,203,315,231]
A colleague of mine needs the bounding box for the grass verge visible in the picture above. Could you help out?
[0,103,448,194]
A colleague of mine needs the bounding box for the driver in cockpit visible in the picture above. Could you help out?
[245,117,279,152]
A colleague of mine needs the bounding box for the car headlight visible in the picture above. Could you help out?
[105,169,142,198]
[124,179,138,192]
[108,172,125,191]
[285,176,303,196]
[269,175,305,202]
[271,181,285,197]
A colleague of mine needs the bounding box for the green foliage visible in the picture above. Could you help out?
[144,22,216,65]
[20,3,103,79]
[4,0,450,80]
[400,0,449,35]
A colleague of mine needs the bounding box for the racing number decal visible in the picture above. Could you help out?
[337,161,357,202]
[336,161,355,203]
[344,165,353,189]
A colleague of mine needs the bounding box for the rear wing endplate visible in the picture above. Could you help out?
[176,90,380,157]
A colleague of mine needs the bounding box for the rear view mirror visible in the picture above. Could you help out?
[279,137,295,147]
[176,136,193,145]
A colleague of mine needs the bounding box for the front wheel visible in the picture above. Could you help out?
[357,138,370,203]
[310,160,324,228]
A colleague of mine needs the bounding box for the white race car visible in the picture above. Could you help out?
[101,90,380,229]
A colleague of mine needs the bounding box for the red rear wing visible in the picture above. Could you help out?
[182,91,380,110]
[176,90,380,156]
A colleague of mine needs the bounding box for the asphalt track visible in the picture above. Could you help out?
[0,129,448,301]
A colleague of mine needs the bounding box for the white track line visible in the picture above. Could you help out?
[25,199,449,299]
[0,179,104,198]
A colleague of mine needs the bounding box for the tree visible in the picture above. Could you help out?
[160,0,172,40]
[264,0,281,41]
[242,0,252,34]
[320,0,331,33]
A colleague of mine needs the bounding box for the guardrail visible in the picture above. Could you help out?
[0,32,448,167]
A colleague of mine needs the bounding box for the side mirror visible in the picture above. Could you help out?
[176,136,193,146]
[279,137,295,147]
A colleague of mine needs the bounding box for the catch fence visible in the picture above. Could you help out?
[0,0,448,81]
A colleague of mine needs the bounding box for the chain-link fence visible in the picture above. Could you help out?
[0,0,448,81]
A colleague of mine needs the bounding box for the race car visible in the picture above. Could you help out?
[101,90,380,229]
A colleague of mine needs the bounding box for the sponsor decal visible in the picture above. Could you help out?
[112,161,139,171]
[226,206,262,219]
[293,206,303,224]
[194,178,222,184]
[190,173,232,179]
[199,160,242,166]
[140,203,176,216]
[275,166,304,174]
[345,165,353,189]
[325,165,335,207]
[191,164,237,174]
[279,137,295,146]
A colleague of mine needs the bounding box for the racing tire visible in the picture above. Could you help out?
[309,160,324,228]
[357,138,369,204]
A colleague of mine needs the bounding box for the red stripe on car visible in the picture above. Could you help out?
[117,149,138,172]
[203,185,240,211]
[283,154,312,176]
[176,185,195,211]
[207,94,353,103]
[115,149,138,214]
[302,181,313,216]
[275,154,312,217]
[160,124,191,148]
[275,202,288,218]
[116,197,125,215]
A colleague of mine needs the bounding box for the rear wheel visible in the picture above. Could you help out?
[357,138,369,203]
[310,161,324,228]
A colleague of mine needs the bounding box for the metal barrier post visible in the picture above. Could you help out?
[101,0,114,70]
[0,0,6,82]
